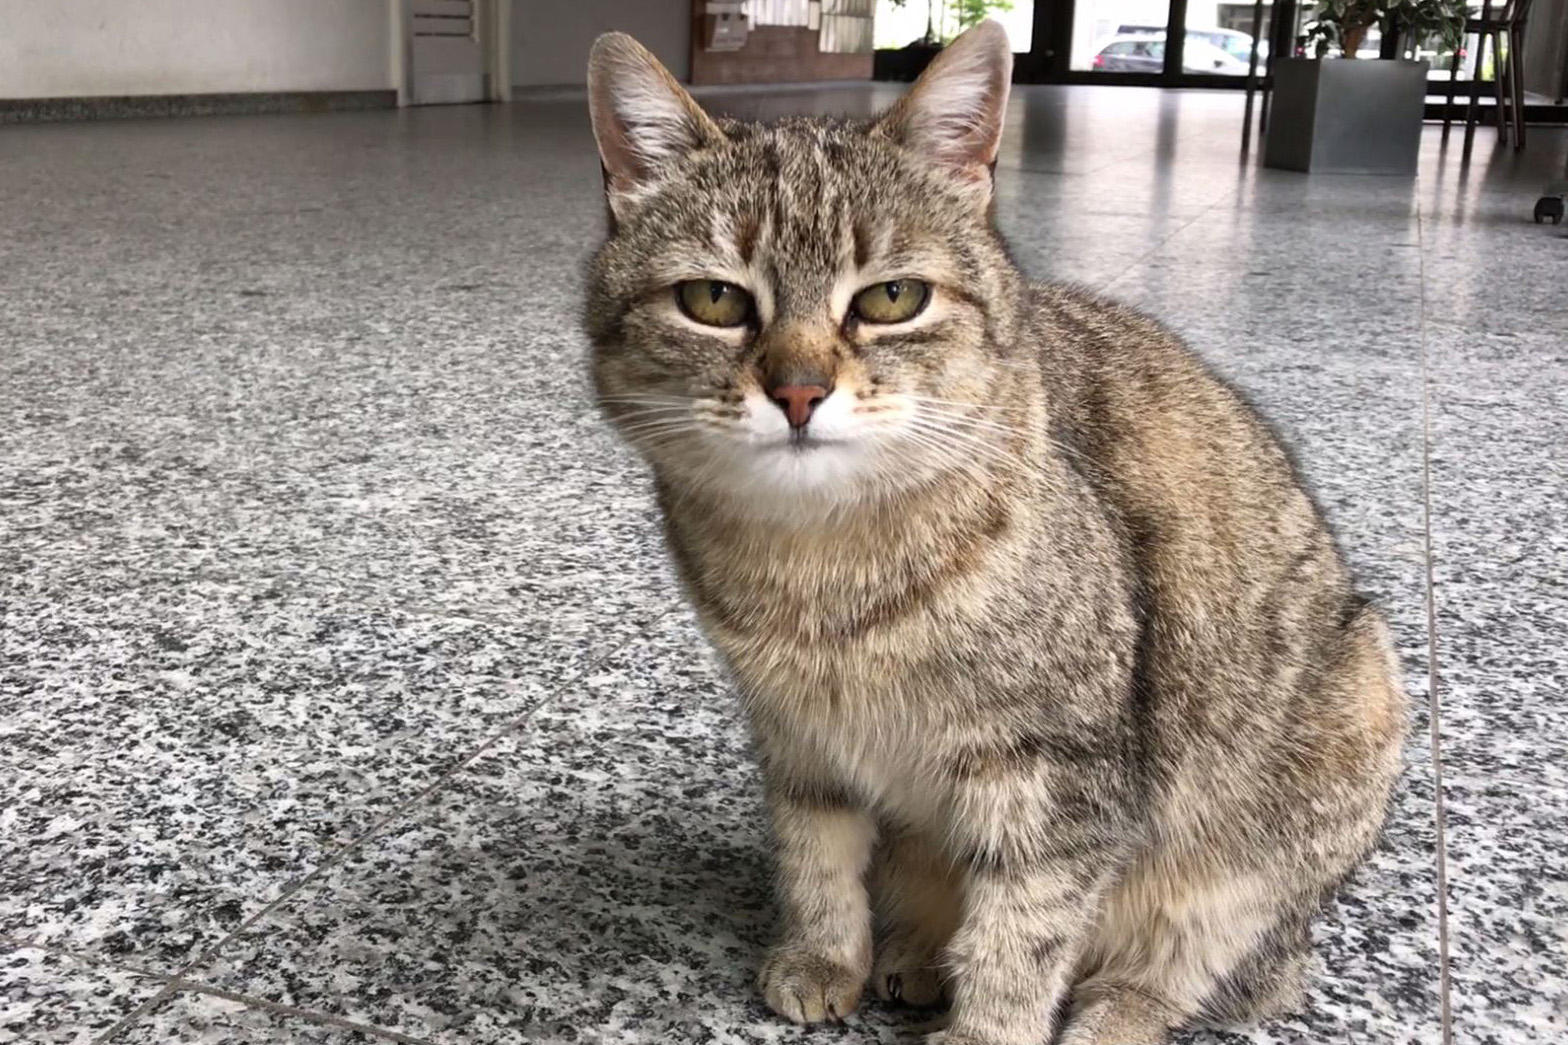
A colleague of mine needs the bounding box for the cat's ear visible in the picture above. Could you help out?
[872,20,1012,189]
[587,33,722,210]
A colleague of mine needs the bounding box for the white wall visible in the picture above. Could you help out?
[511,0,689,87]
[0,0,394,99]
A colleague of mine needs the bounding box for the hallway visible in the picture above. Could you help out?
[2,85,1564,1043]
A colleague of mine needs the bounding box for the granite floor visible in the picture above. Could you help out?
[1,84,1564,1045]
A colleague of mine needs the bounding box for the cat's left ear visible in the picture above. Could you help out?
[872,20,1012,193]
[587,32,723,214]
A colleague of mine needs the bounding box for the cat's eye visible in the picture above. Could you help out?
[851,279,930,324]
[676,280,754,328]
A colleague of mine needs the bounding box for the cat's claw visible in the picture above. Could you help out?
[874,963,946,1007]
[758,945,866,1025]
[872,935,948,1008]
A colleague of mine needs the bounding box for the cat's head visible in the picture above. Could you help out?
[584,22,1021,519]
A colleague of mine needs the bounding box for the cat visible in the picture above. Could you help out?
[582,21,1406,1045]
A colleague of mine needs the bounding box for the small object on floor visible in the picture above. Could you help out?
[1534,195,1565,225]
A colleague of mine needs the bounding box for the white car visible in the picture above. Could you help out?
[1183,37,1253,74]
[1093,34,1254,75]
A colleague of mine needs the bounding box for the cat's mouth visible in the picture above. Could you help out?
[777,430,847,452]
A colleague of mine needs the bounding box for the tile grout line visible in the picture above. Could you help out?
[88,606,682,1045]
[0,934,437,1045]
[1415,198,1454,1045]
[1091,188,1234,297]
[160,979,442,1045]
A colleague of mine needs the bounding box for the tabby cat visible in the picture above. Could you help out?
[583,21,1405,1045]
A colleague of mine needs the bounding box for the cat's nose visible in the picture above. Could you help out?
[768,384,830,429]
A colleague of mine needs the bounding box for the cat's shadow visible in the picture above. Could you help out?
[467,806,935,1040]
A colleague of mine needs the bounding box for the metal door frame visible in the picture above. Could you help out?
[1020,0,1291,88]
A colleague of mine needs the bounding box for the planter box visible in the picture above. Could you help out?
[1264,58,1429,175]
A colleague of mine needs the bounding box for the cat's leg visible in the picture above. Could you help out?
[928,768,1125,1045]
[1054,982,1187,1045]
[1058,861,1313,1045]
[1057,606,1403,1044]
[871,824,962,1008]
[757,781,877,1025]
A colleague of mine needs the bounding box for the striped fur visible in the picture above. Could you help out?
[583,22,1406,1045]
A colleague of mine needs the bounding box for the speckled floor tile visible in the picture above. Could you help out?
[1440,776,1568,1044]
[8,87,1561,1045]
[0,945,163,1045]
[0,319,673,627]
[1426,330,1568,1044]
[167,609,917,1045]
[0,598,567,969]
[0,102,679,977]
[1417,176,1568,338]
[114,989,403,1045]
[163,606,1441,1045]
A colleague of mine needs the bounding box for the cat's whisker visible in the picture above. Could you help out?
[894,425,1002,479]
[900,395,1019,414]
[909,403,1027,432]
[605,408,696,425]
[597,393,699,405]
[914,405,1098,473]
[914,413,1026,441]
[615,416,700,433]
[919,419,1021,442]
[902,418,1026,467]
[619,427,692,444]
[616,425,705,449]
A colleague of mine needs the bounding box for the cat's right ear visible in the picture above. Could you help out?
[587,33,722,217]
[872,20,1012,196]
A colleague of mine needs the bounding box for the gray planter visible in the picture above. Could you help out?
[1264,58,1430,175]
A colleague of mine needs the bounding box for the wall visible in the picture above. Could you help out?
[0,0,394,99]
[511,0,690,86]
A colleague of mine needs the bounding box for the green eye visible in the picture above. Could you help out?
[852,279,930,324]
[676,280,753,327]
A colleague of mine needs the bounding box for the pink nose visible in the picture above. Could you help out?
[768,384,829,429]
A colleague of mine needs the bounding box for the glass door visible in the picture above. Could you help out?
[869,1,1282,88]
[1054,0,1274,83]
[1071,0,1174,74]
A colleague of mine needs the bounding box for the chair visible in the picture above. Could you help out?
[1443,0,1535,154]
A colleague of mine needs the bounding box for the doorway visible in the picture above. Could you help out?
[874,1,1292,86]
[404,0,509,106]
[1031,0,1290,85]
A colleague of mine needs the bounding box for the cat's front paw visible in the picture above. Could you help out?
[759,944,867,1024]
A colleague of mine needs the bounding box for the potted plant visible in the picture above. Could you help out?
[1264,0,1465,174]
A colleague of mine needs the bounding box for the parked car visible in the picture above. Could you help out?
[1184,38,1253,74]
[1094,35,1166,73]
[1093,35,1253,75]
[1117,24,1268,63]
[1191,27,1267,64]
